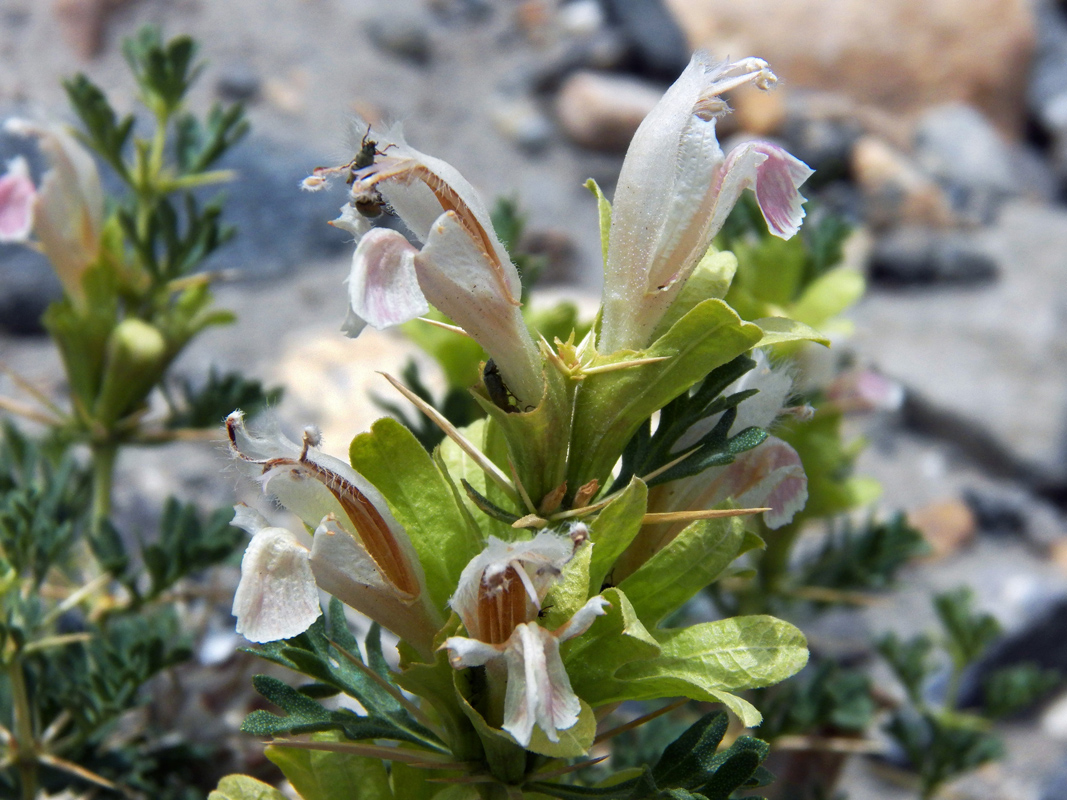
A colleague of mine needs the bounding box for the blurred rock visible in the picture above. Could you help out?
[665,0,1035,133]
[732,84,787,136]
[365,13,433,67]
[908,498,977,558]
[215,61,261,103]
[202,137,350,279]
[600,0,690,80]
[851,200,1067,475]
[913,103,1046,223]
[868,227,999,286]
[852,137,956,230]
[963,487,1028,538]
[957,595,1067,710]
[0,246,59,336]
[556,0,605,37]
[491,94,553,153]
[54,0,107,59]
[781,109,862,186]
[1029,1,1067,174]
[519,227,577,284]
[555,70,662,150]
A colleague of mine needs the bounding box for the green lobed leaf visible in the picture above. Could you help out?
[617,516,760,628]
[751,317,829,348]
[350,417,483,614]
[208,775,289,800]
[587,478,647,596]
[562,587,661,705]
[567,299,762,489]
[266,732,394,800]
[612,616,809,726]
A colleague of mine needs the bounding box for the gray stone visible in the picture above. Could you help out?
[913,103,1030,223]
[365,13,433,67]
[780,112,862,186]
[868,226,999,286]
[0,247,59,336]
[200,137,351,279]
[215,61,261,102]
[851,201,1067,476]
[491,94,554,154]
[600,0,690,80]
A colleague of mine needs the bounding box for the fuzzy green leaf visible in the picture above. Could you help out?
[350,418,482,614]
[651,249,738,338]
[752,317,829,348]
[568,299,762,488]
[266,732,394,800]
[613,616,809,726]
[563,587,661,705]
[208,775,289,800]
[617,516,760,628]
[587,478,647,595]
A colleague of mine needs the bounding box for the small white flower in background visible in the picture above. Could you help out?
[2,120,104,301]
[641,352,809,563]
[598,54,814,353]
[226,412,443,655]
[315,128,546,410]
[442,531,609,746]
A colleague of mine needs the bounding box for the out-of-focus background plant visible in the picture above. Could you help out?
[0,30,278,799]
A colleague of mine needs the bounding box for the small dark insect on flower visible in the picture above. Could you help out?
[483,358,519,414]
[348,126,394,181]
[537,604,554,620]
[351,183,386,219]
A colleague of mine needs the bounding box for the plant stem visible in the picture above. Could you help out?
[8,660,38,800]
[90,442,118,529]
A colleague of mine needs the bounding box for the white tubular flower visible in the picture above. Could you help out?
[231,505,322,644]
[4,119,104,301]
[0,157,36,243]
[324,132,544,408]
[647,352,808,551]
[441,531,607,745]
[598,55,814,353]
[226,412,442,654]
[445,597,609,746]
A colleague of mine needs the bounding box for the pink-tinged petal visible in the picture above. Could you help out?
[826,369,905,414]
[231,511,321,643]
[343,227,428,335]
[598,55,787,352]
[226,412,425,599]
[713,141,813,241]
[416,210,544,408]
[440,635,504,669]
[717,436,808,529]
[5,119,104,300]
[502,623,581,745]
[0,157,35,243]
[555,596,610,643]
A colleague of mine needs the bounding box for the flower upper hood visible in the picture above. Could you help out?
[598,54,814,353]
